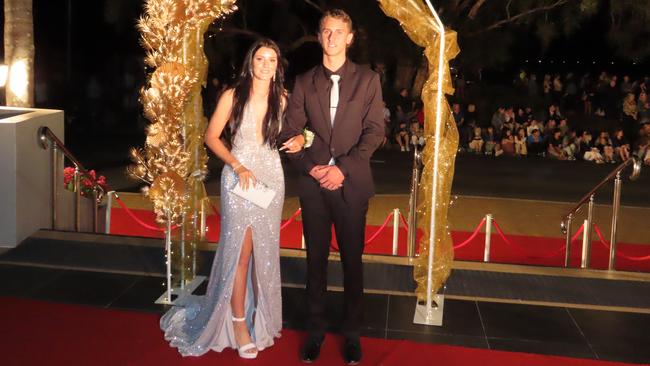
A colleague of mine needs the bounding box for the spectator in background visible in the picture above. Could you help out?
[527,119,544,136]
[634,123,650,165]
[491,107,506,132]
[515,127,528,157]
[558,118,569,135]
[515,107,528,126]
[546,104,562,123]
[465,103,478,126]
[381,101,392,148]
[563,73,578,112]
[622,93,638,141]
[469,127,484,154]
[500,128,515,156]
[562,130,579,160]
[396,88,415,125]
[620,75,634,94]
[410,121,425,148]
[595,131,615,163]
[483,126,498,155]
[526,128,545,157]
[612,128,631,162]
[603,78,620,118]
[580,131,604,163]
[395,118,410,152]
[547,129,567,160]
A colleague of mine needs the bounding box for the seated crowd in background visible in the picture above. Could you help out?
[379,70,649,167]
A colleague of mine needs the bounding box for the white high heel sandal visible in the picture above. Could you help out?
[232,316,258,359]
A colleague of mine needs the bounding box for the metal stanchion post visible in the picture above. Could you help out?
[483,214,493,262]
[407,146,421,258]
[581,195,595,269]
[74,167,81,232]
[581,219,589,268]
[609,173,622,270]
[392,209,400,255]
[51,144,58,229]
[165,213,172,303]
[563,215,572,267]
[105,191,115,234]
[92,188,99,233]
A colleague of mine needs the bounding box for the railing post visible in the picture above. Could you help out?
[609,173,622,270]
[92,187,99,233]
[564,215,572,267]
[483,214,493,262]
[581,219,589,268]
[51,143,59,230]
[407,146,421,258]
[105,191,115,234]
[392,208,400,256]
[74,167,81,232]
[582,195,595,269]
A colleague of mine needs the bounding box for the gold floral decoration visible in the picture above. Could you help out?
[130,0,236,225]
[379,0,460,302]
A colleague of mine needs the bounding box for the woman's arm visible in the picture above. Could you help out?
[204,89,256,188]
[205,89,238,166]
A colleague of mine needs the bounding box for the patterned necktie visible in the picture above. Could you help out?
[330,74,340,125]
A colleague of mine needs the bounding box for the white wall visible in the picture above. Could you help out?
[0,107,64,247]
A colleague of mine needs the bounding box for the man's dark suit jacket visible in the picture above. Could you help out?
[280,61,385,203]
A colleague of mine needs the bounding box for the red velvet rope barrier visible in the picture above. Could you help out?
[209,201,220,217]
[365,211,395,245]
[399,212,409,231]
[593,225,650,262]
[115,197,178,232]
[330,211,395,251]
[492,220,567,259]
[280,208,302,230]
[453,218,486,250]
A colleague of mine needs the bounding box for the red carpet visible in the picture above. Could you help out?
[110,207,650,272]
[0,297,641,366]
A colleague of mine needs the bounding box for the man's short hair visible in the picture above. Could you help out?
[319,8,353,32]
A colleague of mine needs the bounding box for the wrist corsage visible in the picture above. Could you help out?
[303,128,314,148]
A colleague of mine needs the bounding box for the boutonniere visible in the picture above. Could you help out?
[303,128,314,148]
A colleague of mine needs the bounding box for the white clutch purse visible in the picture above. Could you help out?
[230,181,276,209]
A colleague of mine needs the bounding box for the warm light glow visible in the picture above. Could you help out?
[0,65,8,87]
[9,60,29,101]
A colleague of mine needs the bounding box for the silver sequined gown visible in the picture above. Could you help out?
[160,103,284,357]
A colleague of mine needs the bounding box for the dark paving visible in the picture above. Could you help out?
[2,262,650,364]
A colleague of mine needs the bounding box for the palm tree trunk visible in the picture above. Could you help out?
[4,0,34,107]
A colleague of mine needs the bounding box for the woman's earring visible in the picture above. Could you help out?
[272,73,276,82]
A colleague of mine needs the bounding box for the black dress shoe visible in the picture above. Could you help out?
[343,338,362,365]
[300,335,324,363]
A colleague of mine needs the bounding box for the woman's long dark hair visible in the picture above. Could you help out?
[227,38,285,148]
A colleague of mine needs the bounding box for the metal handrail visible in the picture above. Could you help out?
[38,126,109,233]
[561,156,641,224]
[560,155,642,270]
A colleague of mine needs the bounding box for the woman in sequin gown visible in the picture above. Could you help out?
[160,39,304,358]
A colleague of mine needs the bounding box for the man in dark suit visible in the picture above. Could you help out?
[279,8,384,365]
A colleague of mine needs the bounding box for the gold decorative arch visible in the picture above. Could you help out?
[132,0,237,286]
[379,0,460,302]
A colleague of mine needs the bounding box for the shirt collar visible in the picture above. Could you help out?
[323,60,348,79]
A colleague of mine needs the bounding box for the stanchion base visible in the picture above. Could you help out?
[413,294,444,326]
[155,275,206,305]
